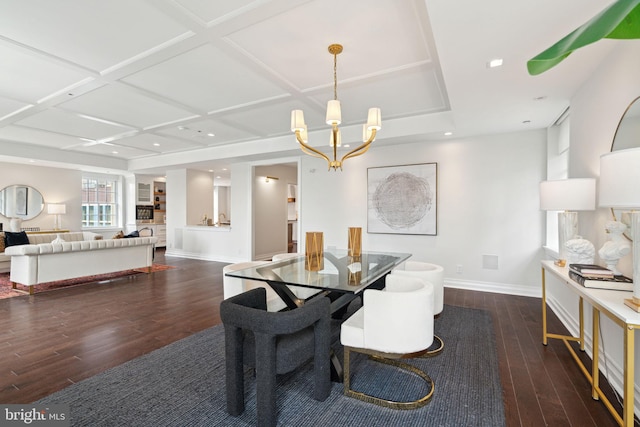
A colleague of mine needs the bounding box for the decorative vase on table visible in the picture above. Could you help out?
[305,232,324,271]
[348,227,362,258]
[347,227,362,285]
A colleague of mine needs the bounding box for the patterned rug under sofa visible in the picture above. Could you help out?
[0,264,175,299]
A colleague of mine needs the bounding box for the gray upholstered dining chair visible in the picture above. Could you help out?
[340,274,435,409]
[220,288,331,427]
[392,261,445,355]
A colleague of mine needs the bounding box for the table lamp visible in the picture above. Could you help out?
[48,203,66,230]
[599,148,640,312]
[540,178,596,265]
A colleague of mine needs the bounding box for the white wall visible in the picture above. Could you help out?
[215,186,230,222]
[299,130,547,295]
[186,170,214,225]
[253,164,297,259]
[0,163,82,231]
[545,42,640,412]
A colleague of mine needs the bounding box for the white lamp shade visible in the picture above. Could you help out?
[599,148,640,208]
[366,107,382,130]
[47,203,66,215]
[539,178,596,211]
[291,110,305,132]
[325,100,341,125]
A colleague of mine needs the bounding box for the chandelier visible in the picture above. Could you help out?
[290,44,381,171]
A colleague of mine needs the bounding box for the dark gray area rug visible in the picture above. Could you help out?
[38,304,505,426]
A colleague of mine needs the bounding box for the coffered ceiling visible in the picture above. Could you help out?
[0,0,618,177]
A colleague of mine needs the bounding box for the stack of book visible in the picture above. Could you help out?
[568,263,633,291]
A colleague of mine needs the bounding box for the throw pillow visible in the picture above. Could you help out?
[4,231,30,247]
[0,232,4,253]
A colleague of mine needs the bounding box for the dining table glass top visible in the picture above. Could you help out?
[225,249,411,294]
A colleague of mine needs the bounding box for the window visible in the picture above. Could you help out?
[544,111,570,253]
[82,176,120,228]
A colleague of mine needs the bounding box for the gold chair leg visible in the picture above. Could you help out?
[343,346,435,410]
[419,335,444,357]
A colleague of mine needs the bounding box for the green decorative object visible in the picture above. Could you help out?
[527,0,640,75]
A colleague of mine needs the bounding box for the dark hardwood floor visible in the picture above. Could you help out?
[0,250,625,426]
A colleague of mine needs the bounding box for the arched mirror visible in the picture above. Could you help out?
[0,185,45,220]
[610,96,640,239]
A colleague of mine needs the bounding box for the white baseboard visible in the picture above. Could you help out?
[164,249,243,264]
[444,277,541,298]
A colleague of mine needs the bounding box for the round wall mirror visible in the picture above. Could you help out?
[0,185,45,221]
[610,96,640,239]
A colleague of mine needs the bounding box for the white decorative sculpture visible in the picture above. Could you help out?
[9,217,22,232]
[565,236,595,265]
[598,221,631,275]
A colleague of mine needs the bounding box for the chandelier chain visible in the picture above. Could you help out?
[333,52,338,101]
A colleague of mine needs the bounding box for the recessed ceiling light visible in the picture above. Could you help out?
[153,143,160,146]
[444,131,453,136]
[208,169,214,172]
[534,96,547,101]
[522,120,531,124]
[487,58,503,68]
[216,176,221,179]
[177,126,187,131]
[207,133,215,137]
[112,151,119,154]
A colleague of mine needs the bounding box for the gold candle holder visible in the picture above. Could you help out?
[305,232,324,271]
[348,227,362,257]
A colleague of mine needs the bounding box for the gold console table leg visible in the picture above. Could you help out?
[542,267,548,345]
[592,308,599,400]
[579,297,584,351]
[623,325,635,427]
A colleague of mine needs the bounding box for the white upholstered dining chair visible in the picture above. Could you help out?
[340,274,435,409]
[392,261,445,355]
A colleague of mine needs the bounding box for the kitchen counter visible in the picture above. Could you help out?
[166,225,240,263]
[185,225,231,231]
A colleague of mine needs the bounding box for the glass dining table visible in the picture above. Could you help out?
[225,249,411,382]
[225,249,411,313]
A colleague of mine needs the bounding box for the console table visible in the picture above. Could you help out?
[26,229,70,234]
[541,260,640,426]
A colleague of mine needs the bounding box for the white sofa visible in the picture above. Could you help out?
[5,233,157,294]
[0,231,102,273]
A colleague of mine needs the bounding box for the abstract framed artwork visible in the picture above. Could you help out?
[367,163,437,235]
